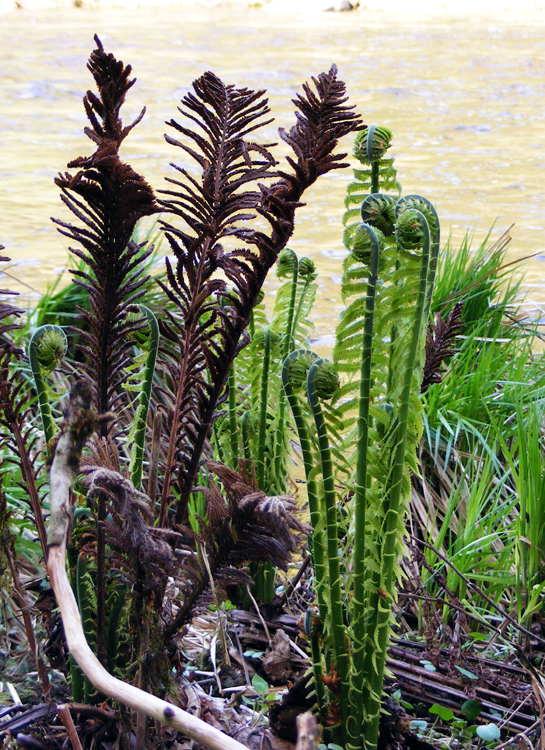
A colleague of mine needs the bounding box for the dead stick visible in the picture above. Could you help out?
[57,704,84,750]
[294,713,320,750]
[279,554,311,608]
[46,381,249,750]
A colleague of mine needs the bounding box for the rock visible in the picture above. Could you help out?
[325,0,356,9]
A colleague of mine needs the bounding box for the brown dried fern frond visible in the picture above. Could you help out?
[81,465,174,597]
[166,460,308,635]
[157,66,363,524]
[53,35,159,421]
[421,301,465,393]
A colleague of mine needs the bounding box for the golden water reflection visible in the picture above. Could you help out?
[2,6,545,350]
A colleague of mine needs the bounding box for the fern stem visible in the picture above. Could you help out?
[309,628,326,711]
[256,328,271,490]
[106,583,127,674]
[4,537,50,698]
[292,275,313,336]
[365,124,380,194]
[11,418,49,562]
[282,352,327,619]
[370,162,379,194]
[228,364,239,465]
[241,412,252,460]
[363,213,431,750]
[283,250,299,359]
[283,351,328,710]
[346,230,379,747]
[307,360,350,741]
[76,554,97,703]
[130,305,159,492]
[255,327,275,602]
[273,253,299,489]
[212,422,226,465]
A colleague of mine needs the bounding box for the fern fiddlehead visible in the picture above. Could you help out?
[357,124,393,193]
[28,324,68,446]
[396,194,440,316]
[272,250,318,490]
[343,123,400,234]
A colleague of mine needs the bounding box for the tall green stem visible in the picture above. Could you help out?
[365,124,380,193]
[370,162,379,194]
[254,328,274,601]
[273,252,299,489]
[283,252,299,357]
[282,351,326,619]
[363,213,431,750]
[129,305,159,492]
[346,230,379,747]
[283,351,328,709]
[307,360,350,742]
[228,364,239,465]
[256,328,271,491]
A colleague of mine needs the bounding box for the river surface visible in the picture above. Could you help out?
[1,5,545,347]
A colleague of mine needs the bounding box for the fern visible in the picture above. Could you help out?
[156,65,362,525]
[342,124,401,229]
[209,249,319,600]
[214,249,318,499]
[283,121,438,748]
[53,36,159,422]
[3,42,365,739]
[0,251,49,562]
[51,36,159,662]
[271,250,317,349]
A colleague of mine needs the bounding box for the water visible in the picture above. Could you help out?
[2,5,545,345]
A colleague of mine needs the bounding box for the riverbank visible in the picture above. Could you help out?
[1,0,545,18]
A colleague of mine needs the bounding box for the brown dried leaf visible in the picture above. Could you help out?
[263,629,294,684]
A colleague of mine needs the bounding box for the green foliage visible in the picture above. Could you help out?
[210,248,318,602]
[405,698,491,747]
[418,226,545,633]
[214,248,317,497]
[476,723,501,742]
[429,703,454,722]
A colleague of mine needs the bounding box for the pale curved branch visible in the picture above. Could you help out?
[46,380,249,750]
